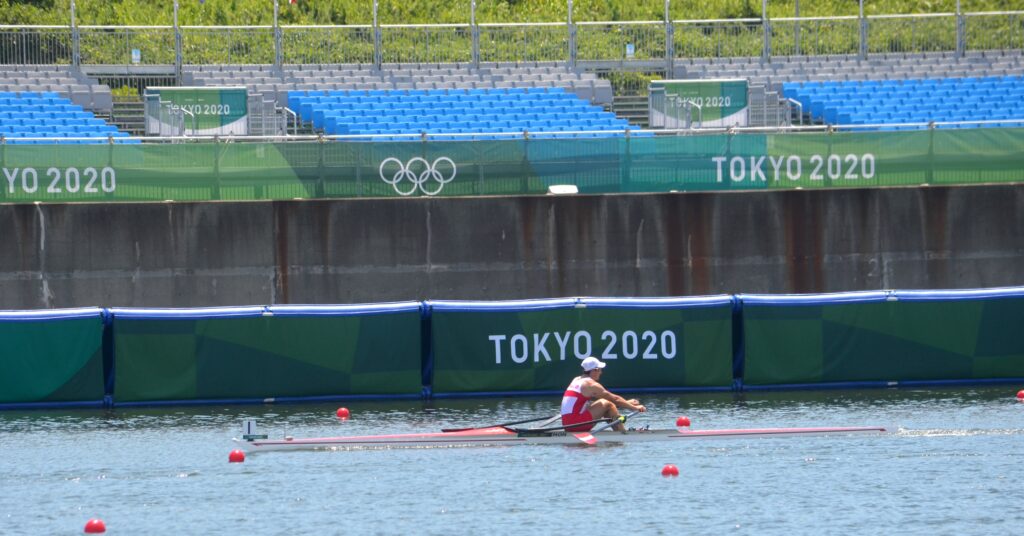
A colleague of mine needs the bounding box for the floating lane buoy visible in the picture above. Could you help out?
[1017,389,1023,401]
[661,464,680,477]
[336,407,351,420]
[84,518,106,533]
[228,449,245,463]
[676,416,691,428]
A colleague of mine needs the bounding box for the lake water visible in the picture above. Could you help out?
[2,387,1022,535]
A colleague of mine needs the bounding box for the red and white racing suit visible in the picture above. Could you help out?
[560,376,595,431]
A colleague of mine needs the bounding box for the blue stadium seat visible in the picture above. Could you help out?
[287,87,643,139]
[789,75,1024,131]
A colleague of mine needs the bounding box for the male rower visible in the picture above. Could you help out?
[561,356,646,432]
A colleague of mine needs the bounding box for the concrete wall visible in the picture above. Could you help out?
[2,183,1022,309]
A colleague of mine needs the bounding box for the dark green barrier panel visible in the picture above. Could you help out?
[111,304,422,403]
[0,308,105,405]
[740,288,1024,385]
[890,289,1024,381]
[3,128,1024,203]
[429,297,734,395]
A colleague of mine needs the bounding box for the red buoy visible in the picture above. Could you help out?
[1017,389,1024,401]
[228,449,245,463]
[676,416,691,428]
[84,518,106,533]
[661,464,680,477]
[336,407,351,420]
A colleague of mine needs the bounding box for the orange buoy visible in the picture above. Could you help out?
[336,407,351,420]
[676,416,691,428]
[661,464,680,477]
[84,518,106,533]
[228,449,245,463]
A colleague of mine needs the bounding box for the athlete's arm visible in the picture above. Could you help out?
[581,380,646,412]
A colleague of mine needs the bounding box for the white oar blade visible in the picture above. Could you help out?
[572,432,597,445]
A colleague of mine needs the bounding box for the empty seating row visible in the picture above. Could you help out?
[683,50,1024,92]
[782,75,1024,129]
[290,87,635,140]
[0,91,135,144]
[188,63,615,106]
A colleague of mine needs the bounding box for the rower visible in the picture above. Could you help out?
[561,356,646,432]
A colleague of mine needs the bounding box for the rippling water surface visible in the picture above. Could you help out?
[2,387,1023,535]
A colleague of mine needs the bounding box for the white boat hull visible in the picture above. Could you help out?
[236,425,889,453]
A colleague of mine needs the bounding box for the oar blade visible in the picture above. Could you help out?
[572,432,598,446]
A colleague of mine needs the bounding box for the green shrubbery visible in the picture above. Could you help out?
[0,0,1013,26]
[1,1,1018,67]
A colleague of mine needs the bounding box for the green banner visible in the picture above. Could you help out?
[145,87,249,135]
[113,310,422,402]
[0,315,105,404]
[742,297,1024,385]
[652,79,749,126]
[431,300,733,394]
[2,128,1023,203]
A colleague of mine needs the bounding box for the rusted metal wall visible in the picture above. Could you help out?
[2,184,1022,309]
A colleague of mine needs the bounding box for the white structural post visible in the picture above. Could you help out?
[71,0,80,67]
[761,0,770,59]
[665,0,674,76]
[568,0,576,69]
[373,0,382,69]
[174,0,183,82]
[471,0,480,68]
[859,0,867,59]
[794,0,800,55]
[274,0,282,69]
[955,0,965,57]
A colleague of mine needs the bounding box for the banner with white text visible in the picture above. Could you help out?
[1,128,1023,203]
[428,297,734,395]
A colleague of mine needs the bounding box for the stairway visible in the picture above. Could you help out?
[110,98,146,136]
[611,95,649,128]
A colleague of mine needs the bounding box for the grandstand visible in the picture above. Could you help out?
[2,7,1024,141]
[182,62,621,139]
[783,74,1024,129]
[0,65,131,143]
[683,50,1024,128]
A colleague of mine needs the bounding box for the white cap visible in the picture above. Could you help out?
[581,356,607,372]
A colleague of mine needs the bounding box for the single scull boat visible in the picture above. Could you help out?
[236,418,888,453]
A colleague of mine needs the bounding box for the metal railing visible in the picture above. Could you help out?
[7,119,1024,149]
[144,95,194,136]
[3,11,1023,74]
[648,88,703,129]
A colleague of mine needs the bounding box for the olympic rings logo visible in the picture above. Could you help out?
[378,157,457,196]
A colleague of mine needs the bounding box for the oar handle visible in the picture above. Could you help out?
[591,410,640,433]
[517,410,641,434]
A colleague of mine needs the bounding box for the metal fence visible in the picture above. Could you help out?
[3,11,1023,72]
[281,26,375,65]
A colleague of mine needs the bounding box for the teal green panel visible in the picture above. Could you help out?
[819,319,974,382]
[113,313,422,402]
[114,321,200,402]
[195,339,352,399]
[974,299,1024,357]
[0,317,105,403]
[742,311,825,385]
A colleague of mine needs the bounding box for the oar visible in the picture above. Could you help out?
[441,414,560,433]
[519,411,636,434]
[570,411,641,446]
[531,414,562,429]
